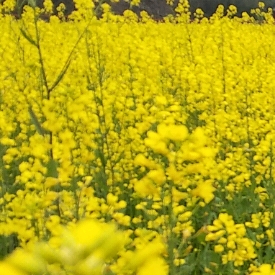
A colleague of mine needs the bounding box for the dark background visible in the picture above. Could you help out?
[11,0,275,19]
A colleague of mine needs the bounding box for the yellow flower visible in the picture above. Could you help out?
[192,180,215,203]
[146,169,166,185]
[134,177,159,197]
[43,0,53,14]
[137,256,168,275]
[6,249,47,275]
[134,154,157,169]
[0,262,26,275]
[157,123,188,141]
[258,1,265,9]
[214,244,224,253]
[127,238,166,270]
[250,264,275,275]
[144,138,169,155]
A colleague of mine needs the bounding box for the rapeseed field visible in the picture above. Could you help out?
[0,0,275,274]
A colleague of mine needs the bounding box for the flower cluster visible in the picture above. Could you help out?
[0,1,274,274]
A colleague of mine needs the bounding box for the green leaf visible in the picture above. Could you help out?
[46,159,58,178]
[177,263,197,274]
[49,58,72,92]
[96,96,103,105]
[28,107,46,136]
[95,149,106,167]
[20,29,37,47]
[27,0,37,8]
[201,250,221,266]
[196,232,207,244]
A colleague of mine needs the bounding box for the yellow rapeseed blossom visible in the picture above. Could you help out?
[157,123,189,141]
[0,262,26,275]
[1,4,275,275]
[192,180,216,203]
[249,264,275,275]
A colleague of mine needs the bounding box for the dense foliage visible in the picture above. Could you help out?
[0,0,275,274]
